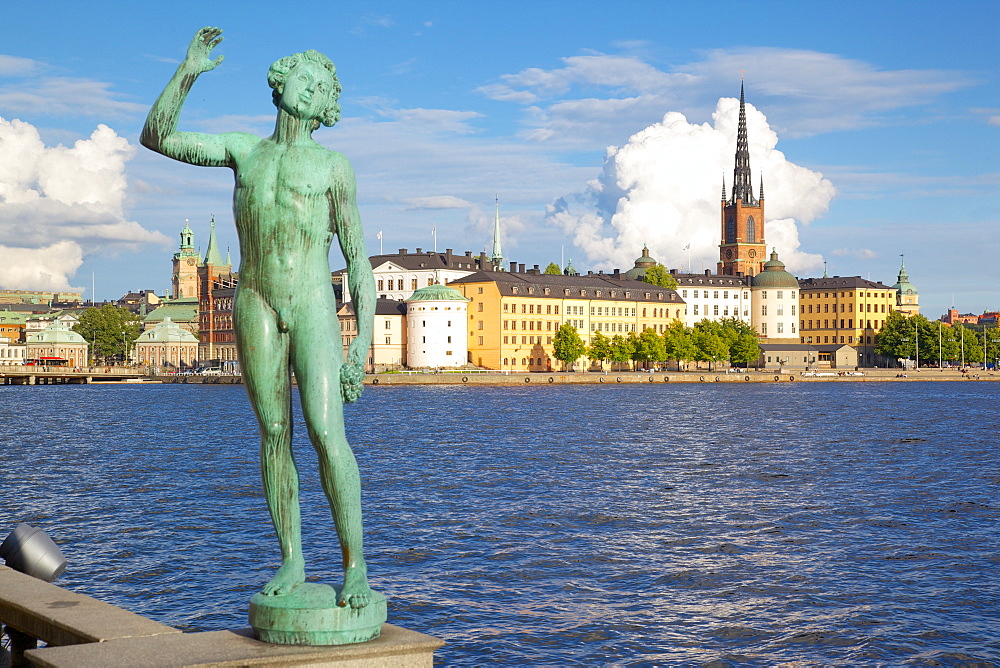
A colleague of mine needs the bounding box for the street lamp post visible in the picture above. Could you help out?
[914,319,920,370]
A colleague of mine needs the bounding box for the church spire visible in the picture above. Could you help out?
[490,194,503,268]
[730,81,757,206]
[204,216,225,267]
[721,174,727,201]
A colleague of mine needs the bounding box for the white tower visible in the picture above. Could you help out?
[405,283,470,368]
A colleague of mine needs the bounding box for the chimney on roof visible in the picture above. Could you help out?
[416,248,422,254]
[465,251,472,257]
[398,248,407,255]
[518,263,525,273]
[705,269,712,276]
[510,261,517,272]
[736,271,743,277]
[446,248,453,256]
[613,269,620,277]
[670,268,677,275]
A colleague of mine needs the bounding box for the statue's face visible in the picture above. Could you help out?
[279,61,333,121]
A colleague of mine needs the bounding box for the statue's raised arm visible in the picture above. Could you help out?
[140,27,237,167]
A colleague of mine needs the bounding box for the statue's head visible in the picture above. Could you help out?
[268,50,341,129]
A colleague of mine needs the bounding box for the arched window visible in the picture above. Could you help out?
[746,216,756,243]
[726,216,735,243]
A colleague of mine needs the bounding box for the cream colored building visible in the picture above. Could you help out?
[673,272,752,327]
[338,299,407,371]
[134,316,200,369]
[25,321,89,367]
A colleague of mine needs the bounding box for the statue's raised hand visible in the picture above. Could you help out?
[184,27,224,74]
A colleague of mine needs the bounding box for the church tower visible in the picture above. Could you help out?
[172,220,200,299]
[718,82,767,276]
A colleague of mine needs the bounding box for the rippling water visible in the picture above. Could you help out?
[1,382,998,665]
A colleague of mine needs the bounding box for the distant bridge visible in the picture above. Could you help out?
[0,366,153,385]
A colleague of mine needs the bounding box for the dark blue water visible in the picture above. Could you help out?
[1,383,998,665]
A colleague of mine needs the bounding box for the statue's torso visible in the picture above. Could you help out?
[232,138,341,301]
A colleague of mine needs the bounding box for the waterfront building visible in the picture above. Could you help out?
[339,248,486,303]
[25,321,88,367]
[0,338,25,365]
[719,83,767,277]
[798,276,897,367]
[25,313,79,336]
[134,316,199,369]
[449,268,684,371]
[672,272,752,327]
[338,299,407,372]
[757,342,856,370]
[405,283,471,368]
[751,250,799,341]
[197,219,235,362]
[891,258,920,316]
[202,283,237,367]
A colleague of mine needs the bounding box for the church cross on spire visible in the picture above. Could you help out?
[730,81,758,206]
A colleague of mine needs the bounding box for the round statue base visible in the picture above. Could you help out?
[249,583,387,646]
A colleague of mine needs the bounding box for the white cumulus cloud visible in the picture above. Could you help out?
[546,97,832,276]
[0,117,169,291]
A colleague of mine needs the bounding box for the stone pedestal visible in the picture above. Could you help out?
[249,583,387,646]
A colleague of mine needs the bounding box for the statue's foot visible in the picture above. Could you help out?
[261,558,305,596]
[338,565,372,609]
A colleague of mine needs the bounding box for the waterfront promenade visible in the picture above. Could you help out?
[143,367,1000,386]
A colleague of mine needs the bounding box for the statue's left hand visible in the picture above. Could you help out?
[340,361,365,404]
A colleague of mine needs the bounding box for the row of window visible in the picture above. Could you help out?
[804,302,887,314]
[507,286,669,300]
[503,320,556,331]
[376,278,435,291]
[681,289,751,300]
[801,335,874,345]
[503,302,561,315]
[759,322,795,335]
[503,335,553,345]
[691,305,749,317]
[803,291,891,299]
[503,357,550,367]
[802,319,885,330]
[760,305,797,316]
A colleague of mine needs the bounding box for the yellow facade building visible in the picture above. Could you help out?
[449,270,685,371]
[798,277,897,367]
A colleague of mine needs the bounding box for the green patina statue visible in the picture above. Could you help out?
[142,28,381,642]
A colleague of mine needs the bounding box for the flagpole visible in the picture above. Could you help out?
[377,230,383,255]
[432,225,437,253]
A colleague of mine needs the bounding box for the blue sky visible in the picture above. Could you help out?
[0,0,996,320]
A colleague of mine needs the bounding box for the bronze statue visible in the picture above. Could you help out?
[142,28,377,616]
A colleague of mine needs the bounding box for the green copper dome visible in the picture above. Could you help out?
[751,249,798,288]
[624,244,657,280]
[407,283,469,302]
[892,260,918,296]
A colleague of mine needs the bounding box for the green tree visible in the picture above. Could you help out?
[692,328,729,371]
[552,322,586,370]
[641,264,678,289]
[952,323,983,366]
[543,262,562,275]
[587,331,612,367]
[719,317,760,366]
[73,304,142,363]
[608,334,633,370]
[662,321,697,369]
[635,327,666,369]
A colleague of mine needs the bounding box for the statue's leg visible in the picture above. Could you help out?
[235,289,302,596]
[291,303,371,609]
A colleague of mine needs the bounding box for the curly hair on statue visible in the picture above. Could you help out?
[267,50,342,128]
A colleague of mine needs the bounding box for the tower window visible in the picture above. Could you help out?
[747,216,756,243]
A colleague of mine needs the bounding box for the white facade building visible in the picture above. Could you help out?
[405,284,470,368]
[673,272,752,328]
[340,248,485,303]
